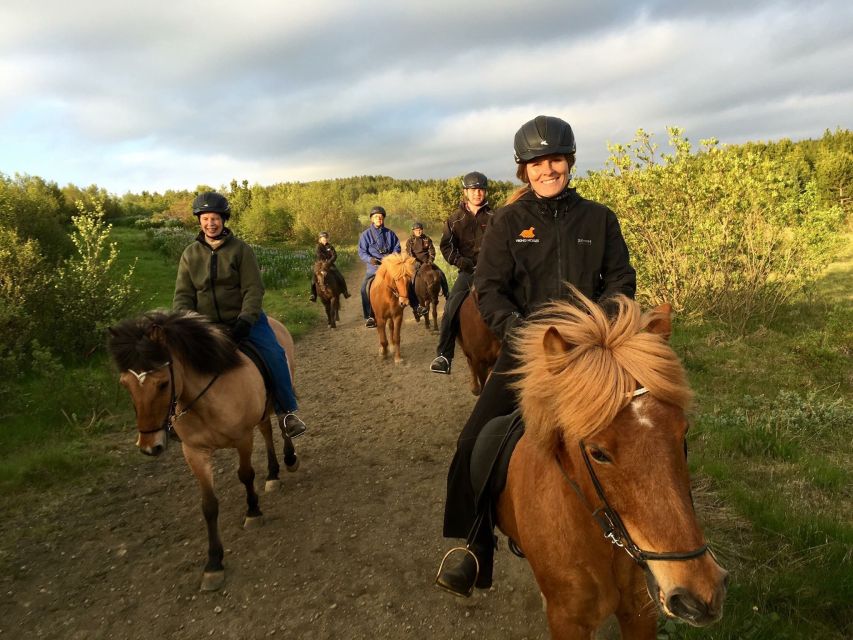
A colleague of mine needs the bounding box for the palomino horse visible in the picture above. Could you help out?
[456,287,500,396]
[369,253,416,363]
[413,262,442,331]
[314,259,345,328]
[497,293,727,638]
[107,311,299,592]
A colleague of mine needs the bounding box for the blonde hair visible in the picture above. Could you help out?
[510,289,693,449]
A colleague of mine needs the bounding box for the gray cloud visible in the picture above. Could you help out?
[0,0,850,192]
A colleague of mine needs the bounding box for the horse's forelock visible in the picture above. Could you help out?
[107,314,170,372]
[510,291,692,448]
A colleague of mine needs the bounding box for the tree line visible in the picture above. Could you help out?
[0,127,849,377]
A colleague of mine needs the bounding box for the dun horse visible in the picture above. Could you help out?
[369,253,416,363]
[496,293,727,638]
[413,263,442,330]
[456,288,500,395]
[314,259,344,328]
[108,311,299,591]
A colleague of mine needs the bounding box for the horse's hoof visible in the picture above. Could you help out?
[285,458,300,472]
[265,479,281,492]
[201,571,225,591]
[243,515,264,530]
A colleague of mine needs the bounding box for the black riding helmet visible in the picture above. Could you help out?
[370,205,386,217]
[192,191,231,220]
[462,171,488,189]
[411,222,423,230]
[513,115,576,163]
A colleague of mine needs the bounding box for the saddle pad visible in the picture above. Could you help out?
[470,410,525,508]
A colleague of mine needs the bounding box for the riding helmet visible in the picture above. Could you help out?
[513,115,576,163]
[370,205,386,218]
[192,191,231,219]
[411,222,423,230]
[462,171,488,190]
[319,231,329,238]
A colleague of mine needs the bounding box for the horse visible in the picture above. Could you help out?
[368,253,416,364]
[107,310,300,592]
[495,293,728,638]
[456,287,500,396]
[413,262,442,331]
[314,259,344,328]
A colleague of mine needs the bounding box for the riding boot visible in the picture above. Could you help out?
[435,541,493,597]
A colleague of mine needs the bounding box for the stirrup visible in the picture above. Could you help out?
[435,546,480,598]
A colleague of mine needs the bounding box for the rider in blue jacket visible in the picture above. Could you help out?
[357,206,401,328]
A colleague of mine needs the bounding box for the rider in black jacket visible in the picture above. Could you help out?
[436,115,636,598]
[310,231,350,301]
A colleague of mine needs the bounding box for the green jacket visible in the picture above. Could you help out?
[173,230,264,326]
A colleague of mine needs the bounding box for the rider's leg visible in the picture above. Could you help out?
[247,313,306,438]
[437,348,520,595]
[431,271,473,372]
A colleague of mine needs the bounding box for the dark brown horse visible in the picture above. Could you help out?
[369,253,416,364]
[107,311,299,591]
[456,287,500,395]
[496,293,727,637]
[314,259,345,328]
[413,262,442,331]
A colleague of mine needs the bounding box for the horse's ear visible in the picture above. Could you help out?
[543,326,572,373]
[147,323,166,346]
[646,303,673,341]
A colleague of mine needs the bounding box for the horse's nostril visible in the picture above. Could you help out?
[667,588,707,623]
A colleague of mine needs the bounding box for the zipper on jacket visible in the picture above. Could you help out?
[553,202,564,293]
[209,249,223,323]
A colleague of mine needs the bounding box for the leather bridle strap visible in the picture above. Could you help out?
[136,363,219,434]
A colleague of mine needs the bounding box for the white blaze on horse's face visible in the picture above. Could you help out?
[119,366,172,454]
[630,395,656,430]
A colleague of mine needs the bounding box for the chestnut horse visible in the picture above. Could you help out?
[413,262,442,331]
[107,311,299,592]
[369,253,416,363]
[497,293,727,638]
[456,287,500,395]
[314,259,344,328]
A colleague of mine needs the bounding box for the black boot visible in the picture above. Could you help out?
[435,545,492,597]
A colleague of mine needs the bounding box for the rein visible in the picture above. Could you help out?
[555,387,709,568]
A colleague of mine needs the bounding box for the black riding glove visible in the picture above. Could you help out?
[370,258,382,266]
[231,318,253,343]
[456,257,474,273]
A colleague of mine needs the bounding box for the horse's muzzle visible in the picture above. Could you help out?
[663,570,728,627]
[136,431,168,456]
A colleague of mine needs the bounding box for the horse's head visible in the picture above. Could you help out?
[314,260,331,287]
[108,311,242,456]
[379,254,415,307]
[118,362,173,456]
[512,293,727,627]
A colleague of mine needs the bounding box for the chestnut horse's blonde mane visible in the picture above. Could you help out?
[510,291,693,448]
[376,253,415,281]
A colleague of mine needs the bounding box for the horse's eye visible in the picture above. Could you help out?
[157,380,169,391]
[589,447,611,464]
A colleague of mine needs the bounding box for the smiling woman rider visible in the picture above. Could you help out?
[435,115,637,597]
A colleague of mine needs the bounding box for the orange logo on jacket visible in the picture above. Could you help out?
[519,227,535,238]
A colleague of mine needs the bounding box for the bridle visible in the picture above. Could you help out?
[556,387,710,568]
[129,362,219,435]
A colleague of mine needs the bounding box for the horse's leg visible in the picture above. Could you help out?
[329,296,337,329]
[467,356,482,395]
[431,297,438,331]
[541,592,599,639]
[182,446,225,591]
[260,415,281,492]
[273,416,300,471]
[377,317,388,358]
[236,435,264,529]
[392,312,403,364]
[614,571,658,639]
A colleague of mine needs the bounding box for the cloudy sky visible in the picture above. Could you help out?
[1,0,851,194]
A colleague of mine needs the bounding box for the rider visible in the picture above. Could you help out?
[173,191,307,439]
[435,116,637,597]
[357,206,401,328]
[310,231,351,301]
[406,222,449,320]
[429,171,493,374]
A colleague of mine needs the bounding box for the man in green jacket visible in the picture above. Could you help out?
[173,191,306,438]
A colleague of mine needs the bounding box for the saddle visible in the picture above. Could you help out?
[238,341,276,403]
[470,409,525,507]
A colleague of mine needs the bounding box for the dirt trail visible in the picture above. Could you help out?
[1,266,577,640]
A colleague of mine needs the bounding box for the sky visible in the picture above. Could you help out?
[1,0,851,195]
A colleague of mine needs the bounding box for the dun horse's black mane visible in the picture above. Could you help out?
[108,310,243,375]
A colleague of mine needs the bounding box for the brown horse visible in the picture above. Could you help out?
[497,293,727,638]
[369,253,416,363]
[314,259,344,328]
[413,262,442,331]
[456,287,500,395]
[107,311,299,592]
